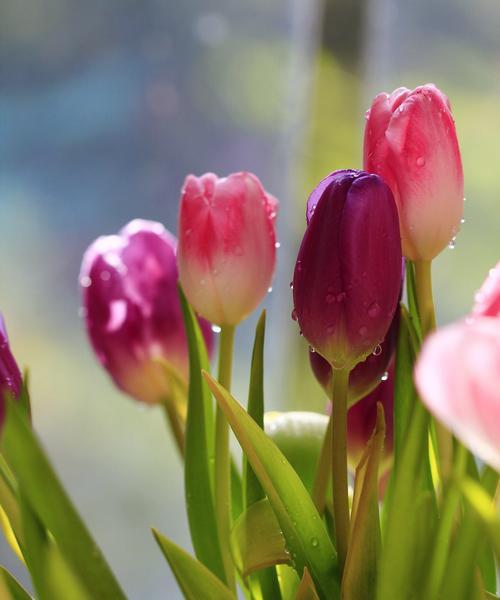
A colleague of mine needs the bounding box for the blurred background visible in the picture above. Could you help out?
[1,0,499,597]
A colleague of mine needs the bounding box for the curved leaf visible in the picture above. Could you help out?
[202,372,339,600]
[0,567,33,600]
[152,529,235,600]
[295,568,320,600]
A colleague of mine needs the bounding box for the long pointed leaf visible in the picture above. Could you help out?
[202,372,339,600]
[0,399,126,600]
[295,568,320,600]
[179,287,225,581]
[152,529,235,600]
[0,567,33,600]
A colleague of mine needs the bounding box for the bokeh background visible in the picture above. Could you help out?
[1,0,499,597]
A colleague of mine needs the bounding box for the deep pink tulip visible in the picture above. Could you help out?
[364,84,463,261]
[81,219,214,405]
[347,364,394,473]
[309,302,399,406]
[177,172,278,326]
[0,314,22,427]
[415,317,500,471]
[292,170,402,370]
[473,262,500,318]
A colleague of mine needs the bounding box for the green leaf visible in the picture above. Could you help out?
[152,529,235,600]
[231,498,289,577]
[295,567,320,600]
[202,372,339,600]
[243,310,266,509]
[405,262,422,342]
[342,404,384,600]
[0,398,126,600]
[179,287,226,582]
[0,567,33,600]
[276,565,300,598]
[0,456,24,559]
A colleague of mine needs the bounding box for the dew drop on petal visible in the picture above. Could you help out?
[275,242,281,249]
[291,308,298,321]
[80,275,92,288]
[381,371,389,381]
[416,156,425,167]
[289,281,294,289]
[368,301,381,318]
[268,286,273,293]
[359,326,368,336]
[373,344,382,356]
[211,324,222,333]
[448,236,456,249]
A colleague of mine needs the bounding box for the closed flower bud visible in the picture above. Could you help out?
[0,314,22,426]
[292,170,402,370]
[81,219,214,405]
[472,262,500,318]
[415,317,500,471]
[364,84,464,261]
[347,365,394,473]
[309,302,399,406]
[177,172,278,326]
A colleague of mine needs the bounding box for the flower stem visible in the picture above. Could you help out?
[215,325,236,592]
[331,367,350,575]
[312,414,332,514]
[414,260,453,480]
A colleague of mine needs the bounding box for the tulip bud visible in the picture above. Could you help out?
[415,317,500,472]
[80,219,214,405]
[309,301,399,406]
[0,314,22,427]
[177,172,278,326]
[364,84,464,261]
[472,262,500,318]
[347,365,394,473]
[292,170,402,370]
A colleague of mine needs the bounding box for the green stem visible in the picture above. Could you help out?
[414,260,453,481]
[215,325,236,592]
[312,414,332,514]
[331,367,350,574]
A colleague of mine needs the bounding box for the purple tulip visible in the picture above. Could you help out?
[309,300,399,406]
[292,170,402,370]
[80,219,214,405]
[0,314,22,427]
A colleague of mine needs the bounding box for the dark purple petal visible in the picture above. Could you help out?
[0,313,22,428]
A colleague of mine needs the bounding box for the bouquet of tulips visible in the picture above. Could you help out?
[1,83,499,600]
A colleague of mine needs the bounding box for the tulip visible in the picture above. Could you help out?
[415,317,500,471]
[292,169,402,370]
[309,301,399,405]
[472,262,500,318]
[80,219,214,406]
[364,84,464,261]
[177,172,278,326]
[347,365,394,473]
[0,313,22,427]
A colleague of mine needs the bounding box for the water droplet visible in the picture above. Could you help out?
[359,326,368,336]
[326,294,335,304]
[100,270,111,281]
[368,301,381,318]
[381,371,389,381]
[289,281,294,289]
[211,324,222,333]
[299,330,303,336]
[296,261,302,272]
[275,242,281,249]
[448,236,456,249]
[311,537,319,548]
[460,218,466,224]
[291,308,298,321]
[327,325,335,334]
[200,278,206,285]
[281,458,286,464]
[336,292,346,302]
[309,346,316,353]
[373,344,382,356]
[416,156,425,167]
[80,275,92,288]
[267,286,273,293]
[185,228,192,237]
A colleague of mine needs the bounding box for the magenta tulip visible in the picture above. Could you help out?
[415,317,500,471]
[364,84,464,261]
[177,172,278,326]
[473,262,500,318]
[292,170,402,370]
[309,301,399,406]
[81,219,214,405]
[0,314,22,427]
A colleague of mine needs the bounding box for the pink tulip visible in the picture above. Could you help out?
[472,262,500,317]
[364,84,463,261]
[81,219,214,405]
[0,313,22,427]
[415,317,500,471]
[177,172,278,326]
